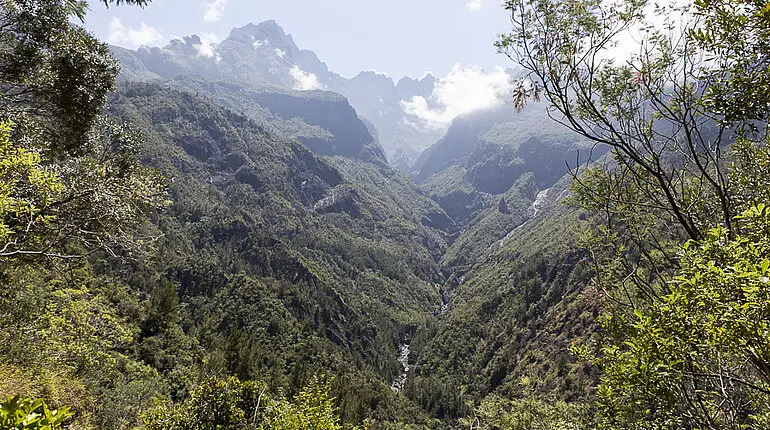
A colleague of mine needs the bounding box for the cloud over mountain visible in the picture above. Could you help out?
[290,66,325,90]
[108,20,512,170]
[400,64,511,129]
[107,18,165,49]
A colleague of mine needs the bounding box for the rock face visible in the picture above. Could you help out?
[313,185,365,218]
[335,71,442,170]
[110,20,442,170]
[415,103,608,245]
[412,109,508,185]
[147,77,388,166]
[251,90,387,165]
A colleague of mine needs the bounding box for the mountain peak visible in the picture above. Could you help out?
[396,73,435,96]
[167,34,202,46]
[163,35,204,56]
[351,70,395,87]
[227,20,297,51]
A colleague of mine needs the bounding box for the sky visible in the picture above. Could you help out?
[84,0,514,81]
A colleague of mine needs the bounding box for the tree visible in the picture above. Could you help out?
[259,377,345,430]
[142,377,267,430]
[579,198,770,429]
[102,0,152,6]
[0,0,163,427]
[0,117,167,261]
[496,0,770,341]
[461,394,592,430]
[142,376,351,430]
[0,0,166,263]
[497,0,769,243]
[497,0,770,427]
[690,0,770,124]
[579,139,770,429]
[2,0,118,154]
[0,121,63,255]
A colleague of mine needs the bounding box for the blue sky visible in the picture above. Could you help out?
[84,0,513,80]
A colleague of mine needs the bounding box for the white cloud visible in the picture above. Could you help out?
[194,32,221,61]
[275,48,286,59]
[466,0,482,11]
[107,18,165,49]
[400,64,511,130]
[253,39,269,48]
[203,0,228,23]
[290,66,325,91]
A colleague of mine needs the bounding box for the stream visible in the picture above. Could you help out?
[494,187,551,249]
[390,341,411,391]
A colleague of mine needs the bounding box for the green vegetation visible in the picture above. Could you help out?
[142,376,350,430]
[103,83,449,425]
[588,204,770,428]
[483,0,770,427]
[570,142,770,429]
[4,0,770,428]
[461,395,592,430]
[408,180,599,421]
[0,1,444,428]
[0,396,72,430]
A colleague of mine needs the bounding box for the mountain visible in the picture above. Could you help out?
[13,2,768,429]
[111,21,336,89]
[158,76,384,162]
[335,71,444,171]
[104,82,454,425]
[407,176,600,420]
[243,88,388,165]
[390,105,607,422]
[100,59,605,426]
[14,13,608,429]
[409,104,606,274]
[111,20,443,170]
[28,48,605,427]
[414,104,600,188]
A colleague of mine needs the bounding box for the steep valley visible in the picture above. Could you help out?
[1,14,605,430]
[6,2,769,429]
[98,75,604,426]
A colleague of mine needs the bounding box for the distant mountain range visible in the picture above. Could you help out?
[111,20,457,170]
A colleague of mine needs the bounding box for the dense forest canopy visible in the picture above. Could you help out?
[1,0,770,429]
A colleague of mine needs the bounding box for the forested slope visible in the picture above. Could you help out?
[6,0,770,428]
[103,82,458,424]
[407,177,600,420]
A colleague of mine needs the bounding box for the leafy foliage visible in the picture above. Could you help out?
[142,376,351,430]
[0,121,64,251]
[142,377,266,430]
[12,0,770,428]
[0,0,118,154]
[0,396,72,430]
[0,0,167,263]
[497,0,758,242]
[691,0,770,123]
[581,201,770,429]
[461,394,592,430]
[408,179,598,422]
[260,378,345,430]
[99,83,452,426]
